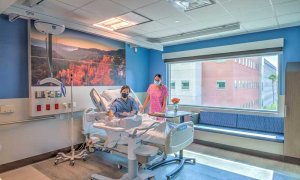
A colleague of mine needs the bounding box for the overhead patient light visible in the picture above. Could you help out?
[38,77,66,97]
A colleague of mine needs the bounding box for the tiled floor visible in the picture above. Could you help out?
[1,143,300,180]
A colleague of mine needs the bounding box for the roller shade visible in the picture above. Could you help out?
[163,38,283,63]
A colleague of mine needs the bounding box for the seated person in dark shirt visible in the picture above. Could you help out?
[108,85,139,119]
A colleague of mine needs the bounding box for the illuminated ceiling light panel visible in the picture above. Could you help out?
[93,12,151,31]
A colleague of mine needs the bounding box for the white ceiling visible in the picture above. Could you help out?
[2,0,300,48]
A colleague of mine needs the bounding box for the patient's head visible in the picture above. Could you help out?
[120,85,131,99]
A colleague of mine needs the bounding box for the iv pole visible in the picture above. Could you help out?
[54,73,88,166]
[33,21,87,166]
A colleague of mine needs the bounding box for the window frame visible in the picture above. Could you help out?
[170,81,176,89]
[166,52,282,114]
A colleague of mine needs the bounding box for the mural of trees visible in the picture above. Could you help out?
[31,26,126,86]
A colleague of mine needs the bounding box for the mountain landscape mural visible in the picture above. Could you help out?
[31,24,126,86]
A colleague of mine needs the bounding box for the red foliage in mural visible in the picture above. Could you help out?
[54,55,118,86]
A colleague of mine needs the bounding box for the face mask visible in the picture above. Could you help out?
[154,80,161,85]
[121,93,128,98]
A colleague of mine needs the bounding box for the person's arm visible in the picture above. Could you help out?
[161,96,167,113]
[130,98,139,115]
[140,94,150,113]
[161,86,168,113]
[109,102,122,119]
[108,109,114,120]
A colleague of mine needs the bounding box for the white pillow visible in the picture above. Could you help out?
[102,89,120,105]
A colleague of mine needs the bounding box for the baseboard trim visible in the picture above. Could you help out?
[193,139,300,165]
[0,144,83,173]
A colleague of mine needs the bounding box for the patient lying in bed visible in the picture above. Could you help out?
[108,85,139,119]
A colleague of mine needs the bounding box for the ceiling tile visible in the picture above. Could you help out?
[157,15,194,28]
[186,3,232,22]
[271,0,298,5]
[277,12,300,27]
[55,0,94,8]
[135,21,167,33]
[230,6,275,22]
[220,0,271,13]
[66,9,100,25]
[135,1,184,20]
[37,0,77,16]
[242,18,278,31]
[111,0,160,10]
[274,0,300,16]
[175,17,237,34]
[81,0,130,20]
[117,26,147,35]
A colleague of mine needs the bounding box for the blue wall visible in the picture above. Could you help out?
[163,26,300,95]
[149,49,165,85]
[0,16,28,99]
[126,44,150,92]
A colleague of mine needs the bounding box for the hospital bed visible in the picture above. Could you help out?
[83,88,195,179]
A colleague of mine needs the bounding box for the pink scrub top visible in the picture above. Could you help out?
[147,84,168,113]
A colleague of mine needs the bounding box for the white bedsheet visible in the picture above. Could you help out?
[91,114,172,148]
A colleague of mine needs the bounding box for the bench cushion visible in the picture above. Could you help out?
[237,115,284,134]
[199,111,237,128]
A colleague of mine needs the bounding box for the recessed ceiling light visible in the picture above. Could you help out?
[175,20,180,23]
[168,0,215,11]
[93,12,151,31]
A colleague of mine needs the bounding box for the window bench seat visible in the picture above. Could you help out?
[194,111,284,143]
[194,124,284,143]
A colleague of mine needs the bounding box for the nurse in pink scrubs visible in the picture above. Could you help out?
[140,74,168,114]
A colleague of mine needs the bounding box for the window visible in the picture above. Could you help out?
[170,81,175,89]
[216,80,226,89]
[181,80,189,90]
[168,54,279,111]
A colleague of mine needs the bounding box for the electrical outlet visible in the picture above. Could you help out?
[67,102,76,108]
[62,103,68,109]
[0,105,15,114]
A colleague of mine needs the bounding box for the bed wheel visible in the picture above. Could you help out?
[70,160,75,166]
[54,160,58,165]
[89,147,95,153]
[117,164,123,169]
[83,156,87,161]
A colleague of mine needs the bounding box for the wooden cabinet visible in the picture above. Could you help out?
[284,62,300,158]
